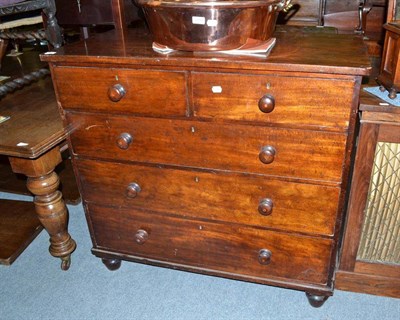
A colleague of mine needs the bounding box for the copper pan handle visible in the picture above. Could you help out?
[276,0,293,12]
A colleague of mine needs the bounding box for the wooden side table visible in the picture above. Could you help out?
[336,89,400,298]
[0,77,76,269]
[376,23,400,98]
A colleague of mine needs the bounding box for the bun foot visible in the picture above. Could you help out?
[388,89,397,99]
[60,255,71,271]
[102,258,121,271]
[305,292,329,308]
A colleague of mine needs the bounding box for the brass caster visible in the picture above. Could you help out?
[379,85,386,92]
[60,255,71,271]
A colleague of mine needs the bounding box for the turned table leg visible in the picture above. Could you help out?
[8,147,76,270]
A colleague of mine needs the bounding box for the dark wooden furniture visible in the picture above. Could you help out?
[0,40,83,207]
[43,28,370,306]
[0,75,76,269]
[279,0,324,26]
[55,0,139,39]
[279,0,386,31]
[323,0,387,56]
[377,23,400,98]
[0,2,78,267]
[0,0,63,48]
[0,5,80,199]
[375,0,400,97]
[278,1,386,57]
[323,0,386,35]
[336,90,400,298]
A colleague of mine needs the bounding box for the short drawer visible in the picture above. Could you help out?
[88,203,333,285]
[68,113,347,182]
[77,159,339,236]
[53,67,187,116]
[192,72,356,130]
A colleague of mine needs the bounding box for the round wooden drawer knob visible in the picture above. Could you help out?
[135,229,148,244]
[108,84,126,102]
[126,182,141,198]
[259,145,276,164]
[258,249,272,265]
[116,133,133,150]
[258,198,273,216]
[258,94,275,113]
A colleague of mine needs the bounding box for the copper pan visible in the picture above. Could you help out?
[135,0,292,51]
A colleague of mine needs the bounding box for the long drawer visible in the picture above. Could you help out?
[192,72,355,130]
[67,113,347,182]
[77,159,339,236]
[52,67,188,116]
[88,203,333,285]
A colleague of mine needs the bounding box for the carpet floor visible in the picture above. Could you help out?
[0,192,399,320]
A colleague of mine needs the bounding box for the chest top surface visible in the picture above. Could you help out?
[41,27,371,76]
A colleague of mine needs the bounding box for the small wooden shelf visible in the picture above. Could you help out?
[0,199,42,265]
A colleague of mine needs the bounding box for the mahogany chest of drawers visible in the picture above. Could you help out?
[42,28,370,307]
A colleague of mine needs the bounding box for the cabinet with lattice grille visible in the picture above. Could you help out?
[336,94,400,298]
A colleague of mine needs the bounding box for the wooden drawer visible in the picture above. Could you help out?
[68,113,347,182]
[88,203,333,285]
[53,67,187,116]
[192,72,355,130]
[77,159,339,236]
